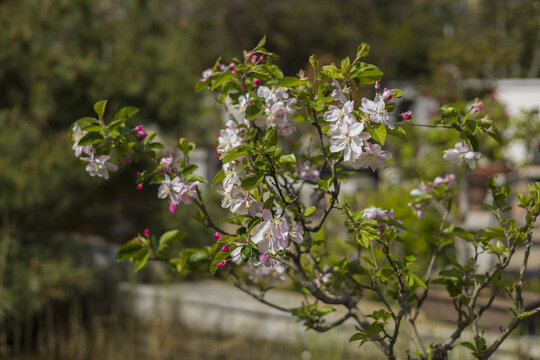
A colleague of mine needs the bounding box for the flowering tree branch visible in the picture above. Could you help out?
[69,39,540,360]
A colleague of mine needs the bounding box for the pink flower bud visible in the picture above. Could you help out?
[246,51,252,58]
[214,232,222,240]
[134,125,145,131]
[383,88,393,100]
[375,81,381,89]
[216,260,227,268]
[251,55,258,63]
[136,183,143,190]
[231,69,237,75]
[143,229,150,237]
[476,105,482,112]
[400,110,412,120]
[259,54,266,60]
[137,130,147,141]
[135,171,141,178]
[228,62,236,69]
[221,245,230,252]
[169,203,178,213]
[254,79,260,86]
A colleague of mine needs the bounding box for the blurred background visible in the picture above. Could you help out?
[1,0,540,359]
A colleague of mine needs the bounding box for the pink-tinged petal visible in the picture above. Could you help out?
[343,100,354,114]
[261,209,272,221]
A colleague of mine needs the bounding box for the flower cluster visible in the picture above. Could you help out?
[251,209,304,256]
[362,207,394,220]
[443,142,481,169]
[72,124,118,179]
[409,174,457,218]
[158,174,199,213]
[324,82,395,170]
[242,254,287,284]
[255,86,296,135]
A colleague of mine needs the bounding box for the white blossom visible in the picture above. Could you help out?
[257,86,288,106]
[360,94,394,129]
[251,209,290,255]
[71,124,94,157]
[217,121,243,157]
[222,162,245,193]
[353,142,392,170]
[328,122,370,163]
[362,207,394,220]
[158,174,183,204]
[443,142,481,169]
[200,68,213,81]
[324,100,357,130]
[81,154,117,180]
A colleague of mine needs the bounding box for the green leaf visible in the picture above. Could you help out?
[116,241,145,262]
[461,342,476,352]
[263,127,278,146]
[487,127,503,144]
[356,231,370,248]
[465,119,478,134]
[391,89,404,98]
[356,43,370,59]
[185,174,208,184]
[387,126,408,141]
[265,65,284,79]
[291,113,308,123]
[361,228,379,242]
[452,227,475,242]
[113,106,140,121]
[304,206,316,217]
[368,123,387,145]
[340,57,350,71]
[279,154,296,163]
[241,174,264,190]
[195,80,210,93]
[133,248,150,272]
[212,169,226,186]
[254,35,266,51]
[158,230,187,253]
[210,244,238,275]
[321,64,344,78]
[93,100,107,117]
[309,54,319,70]
[349,62,383,84]
[278,76,307,88]
[72,117,99,134]
[182,164,198,176]
[78,132,104,146]
[349,332,368,343]
[81,124,105,132]
[378,268,396,282]
[222,146,249,163]
[318,305,336,315]
[409,273,427,289]
[211,72,235,90]
[246,104,263,119]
